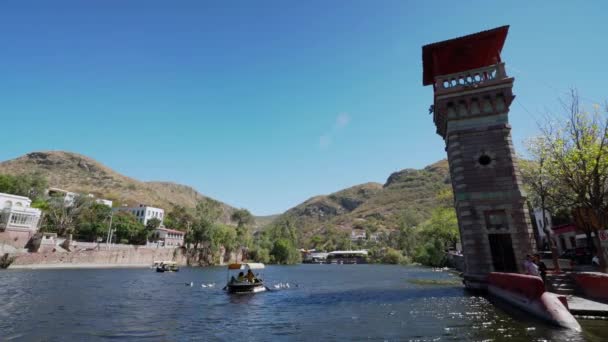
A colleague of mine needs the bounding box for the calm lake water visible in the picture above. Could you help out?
[0,264,606,341]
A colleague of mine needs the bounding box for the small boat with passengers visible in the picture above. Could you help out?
[154,260,179,272]
[224,262,266,294]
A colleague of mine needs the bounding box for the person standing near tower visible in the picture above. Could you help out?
[534,254,547,283]
[523,255,539,276]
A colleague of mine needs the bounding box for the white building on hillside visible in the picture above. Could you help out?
[154,228,185,247]
[0,192,42,232]
[48,187,78,206]
[117,204,164,225]
[369,232,381,242]
[86,194,113,208]
[350,229,366,241]
[95,198,113,207]
[48,189,113,208]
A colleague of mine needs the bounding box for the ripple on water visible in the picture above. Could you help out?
[0,265,603,341]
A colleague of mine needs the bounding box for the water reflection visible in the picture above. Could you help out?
[228,293,258,304]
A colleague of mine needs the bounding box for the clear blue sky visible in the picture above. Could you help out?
[1,1,606,215]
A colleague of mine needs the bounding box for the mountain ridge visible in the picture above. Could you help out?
[271,160,451,241]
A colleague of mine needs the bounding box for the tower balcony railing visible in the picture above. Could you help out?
[434,63,508,94]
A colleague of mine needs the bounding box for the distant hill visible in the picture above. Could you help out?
[0,151,239,223]
[0,151,453,233]
[271,160,451,239]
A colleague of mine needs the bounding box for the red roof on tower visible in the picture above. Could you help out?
[422,26,509,86]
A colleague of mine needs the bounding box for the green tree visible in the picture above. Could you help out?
[164,205,194,231]
[521,137,563,272]
[195,198,223,223]
[401,207,424,228]
[408,206,459,267]
[271,238,300,264]
[538,90,608,271]
[435,188,455,208]
[249,247,271,264]
[308,235,324,249]
[185,199,226,251]
[143,217,162,242]
[187,218,214,249]
[394,224,418,257]
[419,207,459,250]
[414,239,447,267]
[75,202,112,242]
[231,208,254,247]
[146,217,161,230]
[0,173,48,200]
[231,208,254,227]
[0,174,16,194]
[213,224,238,263]
[248,215,302,265]
[112,212,146,244]
[44,195,90,236]
[382,248,405,264]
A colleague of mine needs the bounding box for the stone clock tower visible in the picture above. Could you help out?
[422,26,535,289]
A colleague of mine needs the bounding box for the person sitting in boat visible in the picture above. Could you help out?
[246,269,256,283]
[237,272,246,282]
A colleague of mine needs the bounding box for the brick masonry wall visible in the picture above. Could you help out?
[434,80,535,280]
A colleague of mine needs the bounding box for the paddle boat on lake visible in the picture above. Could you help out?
[154,261,179,272]
[224,262,266,294]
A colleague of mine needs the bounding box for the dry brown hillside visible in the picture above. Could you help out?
[0,151,236,221]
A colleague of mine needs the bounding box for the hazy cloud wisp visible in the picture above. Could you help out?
[319,113,351,149]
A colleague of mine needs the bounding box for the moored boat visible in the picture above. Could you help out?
[487,272,580,330]
[225,263,266,294]
[326,250,368,264]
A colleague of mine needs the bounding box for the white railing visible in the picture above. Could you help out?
[434,63,507,93]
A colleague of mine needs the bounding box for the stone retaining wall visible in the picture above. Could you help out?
[0,230,35,249]
[10,247,187,268]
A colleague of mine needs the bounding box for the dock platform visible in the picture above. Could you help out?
[567,295,608,319]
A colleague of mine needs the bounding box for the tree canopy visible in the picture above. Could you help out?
[527,90,608,271]
[0,173,48,201]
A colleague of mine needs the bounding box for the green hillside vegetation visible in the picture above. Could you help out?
[251,159,459,266]
[252,214,281,230]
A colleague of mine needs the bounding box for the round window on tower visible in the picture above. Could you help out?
[478,154,492,166]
